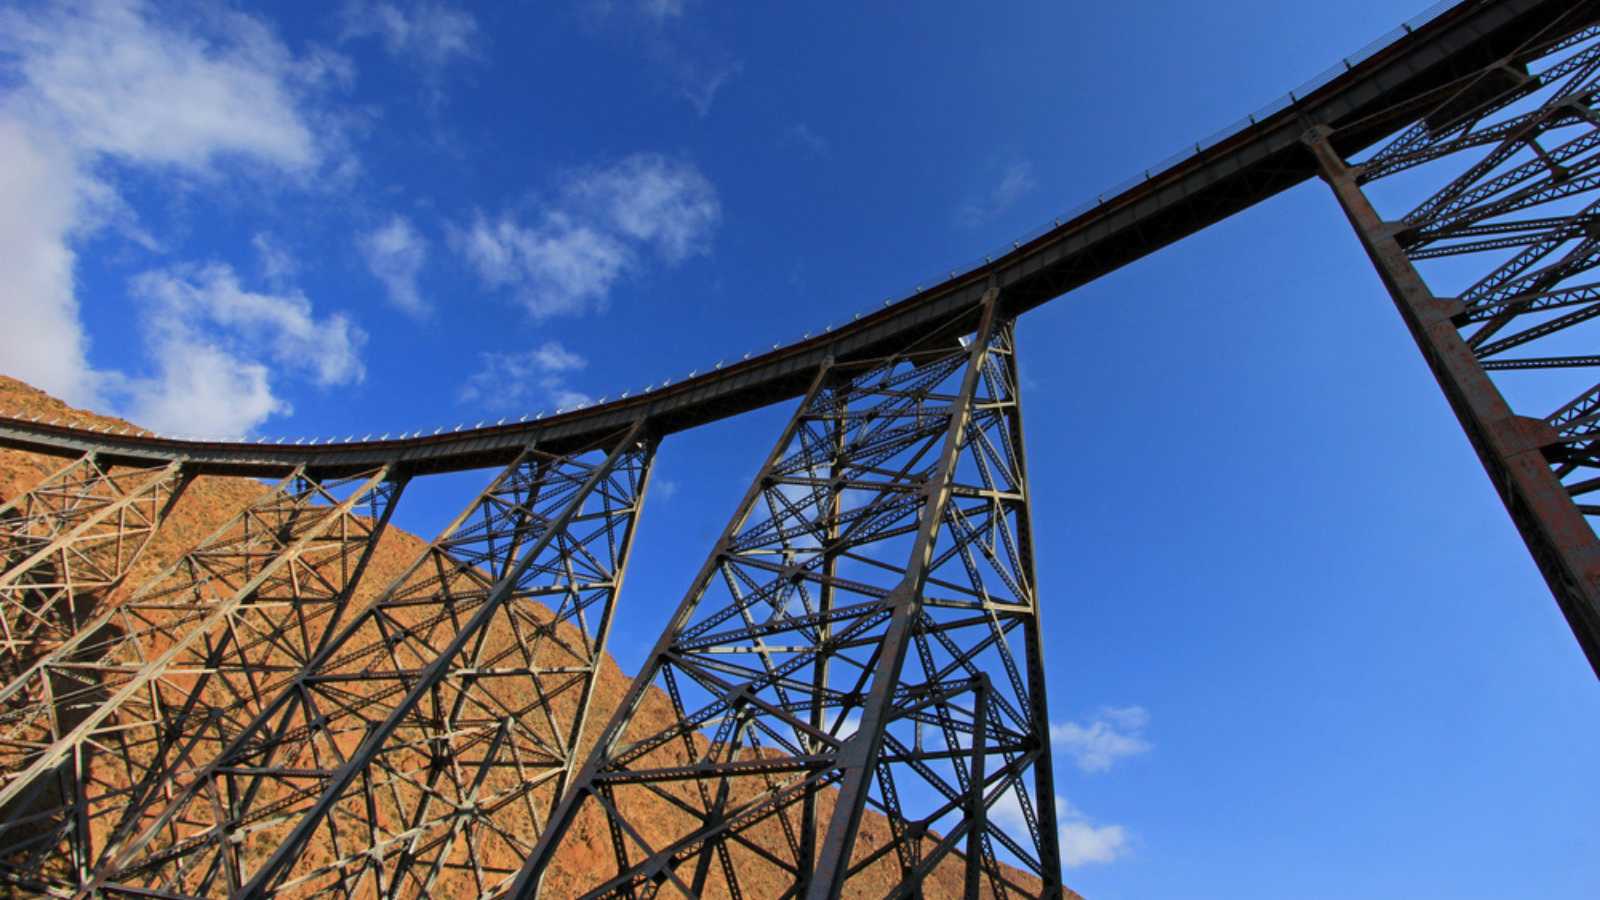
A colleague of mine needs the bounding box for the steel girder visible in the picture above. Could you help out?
[515,290,1062,899]
[1314,6,1600,678]
[80,425,655,899]
[0,458,191,686]
[0,466,404,895]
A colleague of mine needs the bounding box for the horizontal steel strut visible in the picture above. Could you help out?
[0,457,192,684]
[0,466,404,895]
[512,289,1064,897]
[78,425,654,898]
[1314,4,1600,678]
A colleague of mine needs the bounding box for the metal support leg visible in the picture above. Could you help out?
[0,460,191,684]
[0,466,403,894]
[85,424,654,899]
[516,291,1063,898]
[1309,12,1600,678]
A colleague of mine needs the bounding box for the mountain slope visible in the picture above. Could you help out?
[0,376,1076,898]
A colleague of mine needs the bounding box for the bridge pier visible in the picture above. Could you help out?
[514,289,1065,898]
[1309,6,1600,679]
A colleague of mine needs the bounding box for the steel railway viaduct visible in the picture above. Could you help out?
[0,0,1595,896]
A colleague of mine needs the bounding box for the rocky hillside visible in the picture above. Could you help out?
[0,376,1077,898]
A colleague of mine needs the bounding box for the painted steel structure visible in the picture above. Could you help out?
[0,0,1594,896]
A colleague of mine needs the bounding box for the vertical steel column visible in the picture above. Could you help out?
[84,425,654,899]
[805,294,1002,899]
[996,323,1065,892]
[236,425,651,899]
[0,460,191,682]
[516,289,1063,898]
[0,466,404,895]
[1312,129,1600,677]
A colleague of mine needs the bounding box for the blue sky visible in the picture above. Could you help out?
[2,1,1596,896]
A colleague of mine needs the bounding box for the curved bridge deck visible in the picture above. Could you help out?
[0,0,1572,477]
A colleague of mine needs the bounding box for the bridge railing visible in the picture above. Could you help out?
[0,1,1468,448]
[905,0,1463,305]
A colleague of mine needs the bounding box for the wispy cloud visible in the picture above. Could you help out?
[1051,705,1152,773]
[359,215,430,316]
[585,0,739,117]
[638,0,686,22]
[956,160,1037,227]
[453,153,719,317]
[1056,796,1132,866]
[122,263,366,436]
[252,232,299,286]
[782,122,830,159]
[340,1,479,70]
[675,59,741,117]
[459,340,594,412]
[991,790,1133,868]
[0,0,358,433]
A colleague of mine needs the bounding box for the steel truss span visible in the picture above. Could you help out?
[515,293,1060,898]
[0,1,1596,898]
[1315,3,1600,675]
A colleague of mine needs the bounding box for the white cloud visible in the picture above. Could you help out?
[118,343,285,440]
[1051,705,1152,773]
[2,1,323,173]
[583,0,738,117]
[528,342,587,373]
[253,232,299,285]
[957,160,1037,227]
[454,154,719,317]
[459,341,593,412]
[0,120,104,407]
[0,0,355,434]
[991,790,1132,868]
[132,264,365,386]
[341,1,479,69]
[359,215,429,316]
[677,59,740,117]
[456,212,631,318]
[586,0,689,25]
[639,0,687,20]
[115,264,363,436]
[782,122,830,159]
[1059,813,1131,866]
[568,155,720,263]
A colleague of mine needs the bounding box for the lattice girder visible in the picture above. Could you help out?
[0,466,403,895]
[515,293,1063,899]
[84,426,654,899]
[0,455,123,557]
[0,459,191,687]
[1321,3,1600,675]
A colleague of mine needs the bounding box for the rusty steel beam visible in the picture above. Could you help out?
[0,466,404,895]
[516,290,1063,898]
[1312,6,1600,677]
[0,460,191,685]
[0,0,1576,481]
[81,424,654,899]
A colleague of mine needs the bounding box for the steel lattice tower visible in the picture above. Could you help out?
[0,1,1595,897]
[515,293,1061,897]
[1312,5,1600,674]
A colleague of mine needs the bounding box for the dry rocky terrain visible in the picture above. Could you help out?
[0,376,1078,899]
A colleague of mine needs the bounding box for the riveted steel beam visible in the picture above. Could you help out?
[516,290,1063,898]
[1314,4,1600,677]
[83,423,654,899]
[0,466,403,895]
[0,460,192,685]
